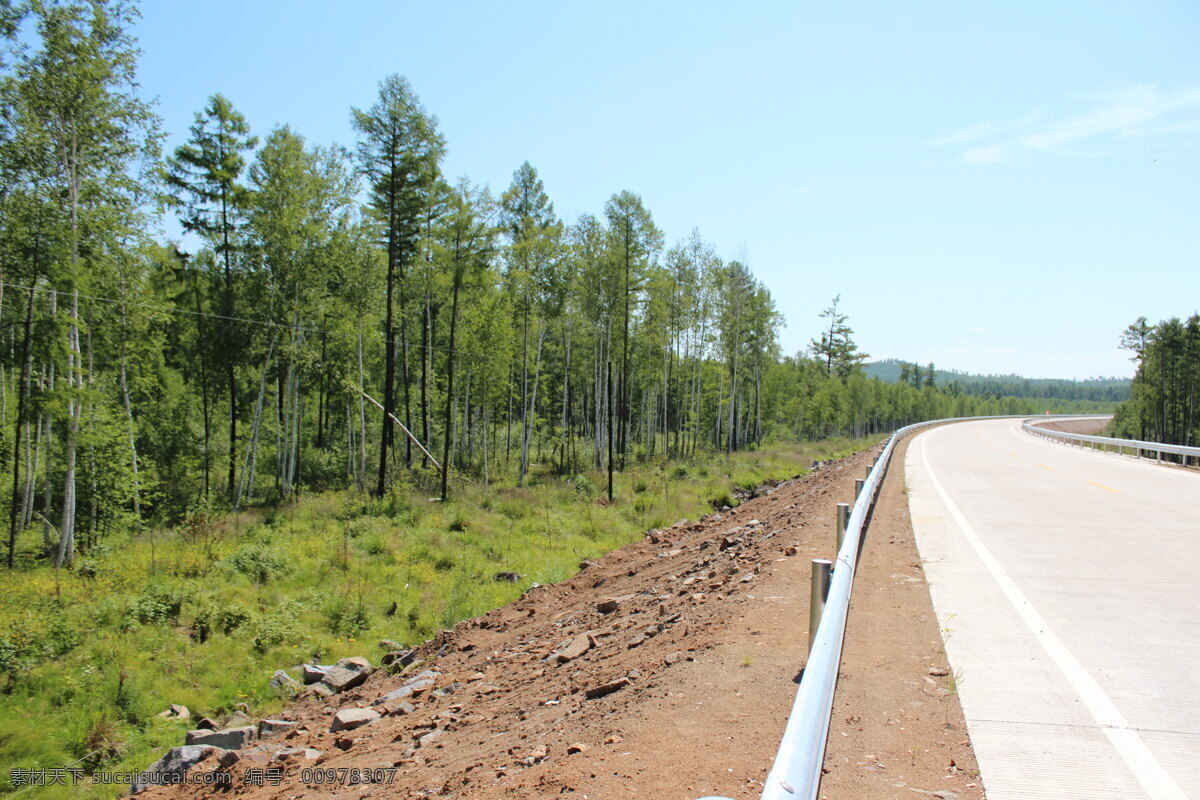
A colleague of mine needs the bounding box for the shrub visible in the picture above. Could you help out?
[129,587,187,627]
[192,601,252,642]
[251,603,305,653]
[358,531,390,556]
[324,596,370,637]
[571,474,596,497]
[221,545,290,583]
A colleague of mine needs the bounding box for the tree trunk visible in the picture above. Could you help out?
[519,323,545,487]
[235,333,276,510]
[6,285,36,567]
[439,277,460,501]
[56,289,81,569]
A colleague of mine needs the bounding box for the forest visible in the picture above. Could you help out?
[864,359,1131,403]
[0,0,1095,575]
[1110,315,1200,447]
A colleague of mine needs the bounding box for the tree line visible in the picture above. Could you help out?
[0,1,1065,570]
[866,359,1131,402]
[1111,315,1199,447]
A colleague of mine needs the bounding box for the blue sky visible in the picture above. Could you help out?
[132,0,1199,379]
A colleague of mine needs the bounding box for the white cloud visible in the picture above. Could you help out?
[962,144,1007,164]
[936,86,1200,164]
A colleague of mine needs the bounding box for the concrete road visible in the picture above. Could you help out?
[905,418,1200,800]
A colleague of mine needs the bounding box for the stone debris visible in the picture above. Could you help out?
[382,649,417,668]
[274,747,322,761]
[519,744,548,765]
[596,599,620,614]
[258,719,298,737]
[306,682,335,699]
[373,671,440,706]
[317,656,372,693]
[301,663,330,684]
[225,710,254,728]
[330,708,381,733]
[380,698,416,716]
[184,725,256,750]
[131,745,221,794]
[585,676,631,700]
[555,632,594,663]
[269,669,301,694]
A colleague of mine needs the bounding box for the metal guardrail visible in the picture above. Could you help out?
[1023,418,1200,465]
[698,413,1092,800]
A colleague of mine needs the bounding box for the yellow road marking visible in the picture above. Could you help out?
[1009,453,1020,459]
[1036,463,1055,471]
[1088,481,1120,494]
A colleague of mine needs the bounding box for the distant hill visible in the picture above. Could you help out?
[864,359,1131,403]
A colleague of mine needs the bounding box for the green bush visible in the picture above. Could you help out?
[324,596,370,637]
[358,531,390,556]
[251,603,305,653]
[126,587,187,628]
[221,545,290,583]
[215,604,251,635]
[193,600,252,642]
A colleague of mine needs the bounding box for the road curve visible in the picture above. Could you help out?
[905,418,1200,800]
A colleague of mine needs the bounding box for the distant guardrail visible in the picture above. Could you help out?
[698,413,1091,800]
[1023,418,1200,466]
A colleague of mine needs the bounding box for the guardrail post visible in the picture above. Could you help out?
[854,478,865,499]
[836,502,850,551]
[808,558,833,653]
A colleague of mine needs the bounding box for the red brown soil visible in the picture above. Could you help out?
[149,441,984,800]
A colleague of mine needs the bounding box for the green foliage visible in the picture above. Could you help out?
[125,587,186,627]
[1111,314,1200,448]
[866,358,1130,405]
[220,544,290,583]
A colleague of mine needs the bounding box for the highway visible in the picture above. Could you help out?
[905,418,1200,800]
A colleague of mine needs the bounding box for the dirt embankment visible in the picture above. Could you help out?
[149,442,982,800]
[1031,417,1111,435]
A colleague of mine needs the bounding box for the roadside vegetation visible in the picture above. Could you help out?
[1111,315,1199,448]
[0,437,870,798]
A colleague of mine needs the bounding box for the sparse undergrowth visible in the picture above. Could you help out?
[0,437,872,798]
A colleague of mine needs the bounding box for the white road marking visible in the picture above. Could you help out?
[918,432,1187,800]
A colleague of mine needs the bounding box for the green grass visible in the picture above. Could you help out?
[0,436,873,798]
